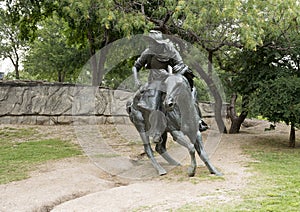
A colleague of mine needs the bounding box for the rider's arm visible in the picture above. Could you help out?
[132,49,150,87]
[132,66,141,87]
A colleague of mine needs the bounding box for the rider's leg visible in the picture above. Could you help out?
[191,87,209,132]
[194,101,209,132]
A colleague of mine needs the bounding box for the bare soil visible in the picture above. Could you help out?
[0,119,297,212]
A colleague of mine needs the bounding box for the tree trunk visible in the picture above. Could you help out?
[58,70,65,82]
[15,63,19,80]
[289,122,296,148]
[88,38,98,86]
[208,51,227,133]
[88,25,109,86]
[208,51,213,77]
[62,70,65,82]
[58,70,62,82]
[227,94,248,134]
[9,56,19,79]
[97,46,108,86]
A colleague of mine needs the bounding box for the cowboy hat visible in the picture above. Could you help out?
[144,30,169,44]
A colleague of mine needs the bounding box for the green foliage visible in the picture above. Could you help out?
[102,57,137,90]
[58,0,151,48]
[0,7,27,79]
[23,15,89,82]
[56,0,154,85]
[4,69,40,80]
[230,27,300,127]
[222,7,300,128]
[176,0,300,50]
[3,0,58,41]
[3,0,154,84]
[178,0,300,105]
[252,76,300,125]
[193,77,210,102]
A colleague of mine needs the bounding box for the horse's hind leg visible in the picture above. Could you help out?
[194,131,223,176]
[139,132,167,176]
[155,132,181,166]
[171,131,196,177]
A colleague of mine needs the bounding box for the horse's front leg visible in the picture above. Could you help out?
[171,130,196,177]
[155,132,181,166]
[139,132,167,176]
[195,131,223,176]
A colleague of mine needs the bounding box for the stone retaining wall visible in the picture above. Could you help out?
[0,80,133,125]
[0,80,219,125]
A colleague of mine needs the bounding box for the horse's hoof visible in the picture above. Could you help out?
[212,171,223,176]
[188,167,196,177]
[188,172,195,177]
[159,170,167,176]
[216,172,223,176]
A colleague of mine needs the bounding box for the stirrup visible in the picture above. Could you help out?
[199,120,209,132]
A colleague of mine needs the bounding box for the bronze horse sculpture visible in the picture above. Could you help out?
[126,72,222,177]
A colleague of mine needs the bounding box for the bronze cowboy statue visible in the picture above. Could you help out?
[127,30,221,177]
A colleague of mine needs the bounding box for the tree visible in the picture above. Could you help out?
[5,0,152,85]
[195,0,300,133]
[0,7,27,79]
[229,21,300,145]
[2,0,57,41]
[23,15,89,82]
[254,77,300,147]
[58,0,154,85]
[137,0,300,133]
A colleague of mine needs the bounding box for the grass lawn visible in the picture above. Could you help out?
[176,135,300,212]
[0,127,82,184]
[237,137,300,211]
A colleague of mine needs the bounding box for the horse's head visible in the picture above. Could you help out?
[163,74,190,111]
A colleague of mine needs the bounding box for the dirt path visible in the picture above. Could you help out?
[52,133,252,212]
[0,120,286,211]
